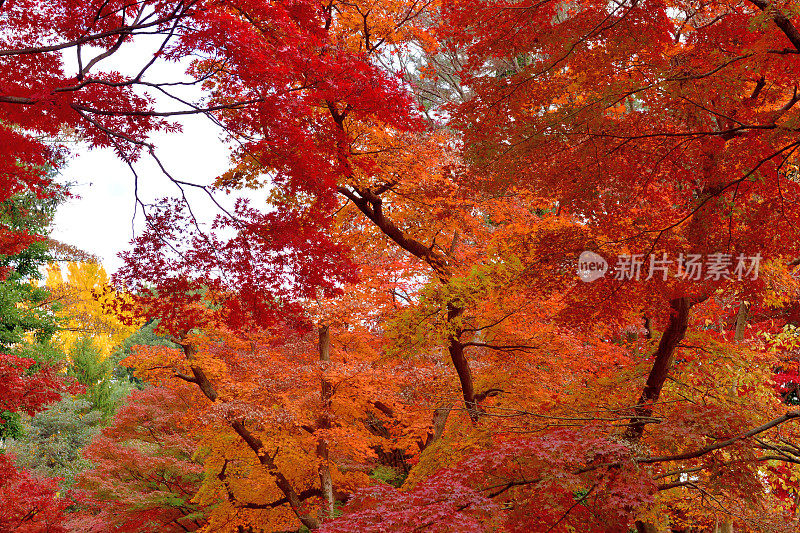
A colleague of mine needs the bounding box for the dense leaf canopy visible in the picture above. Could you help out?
[2,0,800,531]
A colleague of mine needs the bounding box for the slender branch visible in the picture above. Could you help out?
[640,411,800,463]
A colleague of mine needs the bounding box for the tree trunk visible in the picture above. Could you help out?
[635,521,666,533]
[714,518,734,533]
[337,185,480,420]
[422,403,452,449]
[628,298,693,533]
[625,297,692,442]
[175,338,320,530]
[734,301,748,342]
[317,325,335,518]
[319,324,331,362]
[447,304,478,421]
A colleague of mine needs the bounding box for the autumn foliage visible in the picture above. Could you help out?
[69,386,207,532]
[0,354,73,532]
[4,0,800,531]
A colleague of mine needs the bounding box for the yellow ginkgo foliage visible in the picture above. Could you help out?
[46,262,140,359]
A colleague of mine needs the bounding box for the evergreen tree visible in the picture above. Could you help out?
[6,397,102,487]
[0,190,65,440]
[68,336,133,419]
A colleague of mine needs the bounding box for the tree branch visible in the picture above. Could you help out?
[640,411,800,463]
[748,0,800,53]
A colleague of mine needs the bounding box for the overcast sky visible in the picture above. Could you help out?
[51,115,232,273]
[50,40,234,274]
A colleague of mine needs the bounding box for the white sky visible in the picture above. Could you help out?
[52,115,232,273]
[50,39,235,274]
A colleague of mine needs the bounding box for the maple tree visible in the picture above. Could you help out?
[0,352,74,532]
[116,0,800,529]
[7,0,800,530]
[69,386,208,532]
[0,454,70,533]
[1,0,432,525]
[115,293,437,530]
[275,0,800,530]
[325,0,800,530]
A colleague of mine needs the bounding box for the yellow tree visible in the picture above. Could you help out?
[46,261,139,358]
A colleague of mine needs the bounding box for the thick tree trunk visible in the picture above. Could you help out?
[629,298,694,533]
[316,440,334,518]
[625,297,691,442]
[713,519,735,533]
[447,304,478,421]
[636,521,667,533]
[319,324,331,362]
[422,403,452,449]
